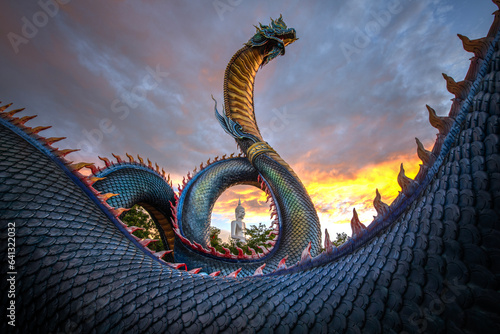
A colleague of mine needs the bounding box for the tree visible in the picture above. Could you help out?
[244,223,276,253]
[332,232,348,247]
[209,223,276,255]
[121,205,165,252]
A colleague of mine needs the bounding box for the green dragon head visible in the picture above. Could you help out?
[246,14,298,66]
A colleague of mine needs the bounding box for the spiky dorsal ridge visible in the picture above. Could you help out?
[88,152,172,186]
[0,103,176,269]
[373,189,390,218]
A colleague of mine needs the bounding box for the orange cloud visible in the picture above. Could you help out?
[301,154,421,234]
[210,153,422,237]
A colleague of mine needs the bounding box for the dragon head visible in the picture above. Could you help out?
[246,14,298,66]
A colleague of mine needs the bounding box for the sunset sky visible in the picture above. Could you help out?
[1,0,495,243]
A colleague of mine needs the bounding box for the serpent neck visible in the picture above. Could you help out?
[223,45,265,142]
[223,45,302,181]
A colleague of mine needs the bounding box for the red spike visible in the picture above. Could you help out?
[188,268,202,274]
[98,192,119,201]
[82,176,105,186]
[230,153,235,158]
[139,239,158,247]
[192,241,206,252]
[85,164,100,175]
[126,152,135,163]
[214,156,219,162]
[226,268,242,278]
[277,255,288,270]
[324,229,335,254]
[248,247,257,257]
[254,263,266,276]
[169,201,178,215]
[257,245,269,255]
[222,154,226,160]
[111,207,130,217]
[54,148,80,158]
[350,208,367,237]
[68,162,95,171]
[299,241,312,264]
[209,271,221,277]
[26,125,51,135]
[221,246,232,257]
[11,114,36,125]
[207,245,218,256]
[200,162,204,170]
[0,103,14,113]
[112,153,124,164]
[267,230,279,237]
[4,107,23,117]
[98,156,112,167]
[153,250,173,259]
[207,158,211,165]
[236,247,245,258]
[265,239,276,247]
[43,137,66,145]
[126,226,145,233]
[166,263,187,271]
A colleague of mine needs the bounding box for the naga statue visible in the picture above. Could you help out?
[1,6,500,333]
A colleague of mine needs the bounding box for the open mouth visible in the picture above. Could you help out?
[281,29,298,46]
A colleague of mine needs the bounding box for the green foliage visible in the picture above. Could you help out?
[320,231,349,252]
[209,223,275,255]
[121,205,165,252]
[332,232,348,247]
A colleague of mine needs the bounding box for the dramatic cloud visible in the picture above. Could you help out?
[1,0,495,240]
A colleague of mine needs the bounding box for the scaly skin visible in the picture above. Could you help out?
[1,10,500,334]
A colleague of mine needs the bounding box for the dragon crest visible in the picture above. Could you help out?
[246,14,298,65]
